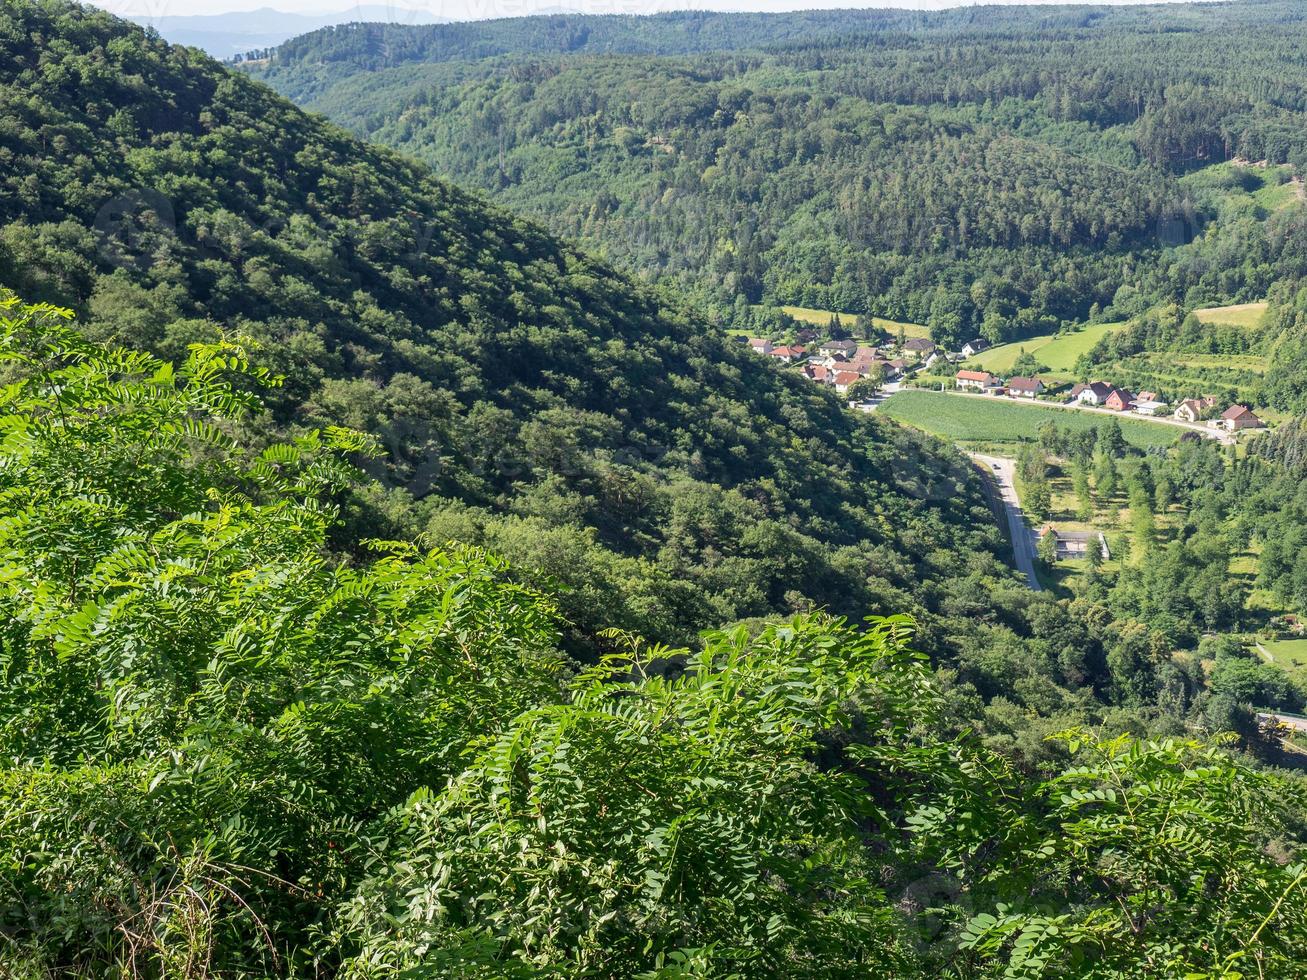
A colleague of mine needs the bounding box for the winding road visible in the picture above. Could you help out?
[968,453,1042,591]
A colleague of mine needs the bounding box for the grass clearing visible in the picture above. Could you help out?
[966,321,1127,375]
[1192,302,1268,329]
[777,306,931,338]
[879,389,1182,450]
[1261,638,1307,684]
[1181,161,1301,217]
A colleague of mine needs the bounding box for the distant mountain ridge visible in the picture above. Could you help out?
[130,4,446,57]
[244,0,1307,343]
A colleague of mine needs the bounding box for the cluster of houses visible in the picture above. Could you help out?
[748,330,1269,435]
[747,336,920,393]
[954,370,1046,398]
[1071,383,1265,432]
[954,370,1267,433]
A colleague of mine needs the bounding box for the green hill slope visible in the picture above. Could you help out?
[246,3,1307,344]
[0,0,1011,650]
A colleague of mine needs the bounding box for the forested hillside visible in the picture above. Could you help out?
[248,1,1307,344]
[3,291,1305,976]
[0,0,1014,653]
[4,1,1307,973]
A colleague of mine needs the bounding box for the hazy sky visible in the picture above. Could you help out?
[88,0,1199,22]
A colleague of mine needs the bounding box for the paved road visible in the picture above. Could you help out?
[1258,711,1307,734]
[901,387,1236,445]
[969,453,1042,591]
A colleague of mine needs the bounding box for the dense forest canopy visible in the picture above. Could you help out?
[3,290,1306,977]
[0,0,1020,655]
[246,0,1307,343]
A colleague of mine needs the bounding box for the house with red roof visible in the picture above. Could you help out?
[955,369,1000,392]
[833,371,862,393]
[767,345,806,363]
[1174,396,1218,423]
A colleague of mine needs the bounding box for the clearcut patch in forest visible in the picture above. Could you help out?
[778,306,931,339]
[1192,302,1269,329]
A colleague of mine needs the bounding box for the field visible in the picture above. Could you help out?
[1192,302,1269,329]
[965,321,1128,376]
[879,389,1184,450]
[1260,638,1307,684]
[778,306,931,338]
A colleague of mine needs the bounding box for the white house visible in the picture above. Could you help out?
[1174,396,1217,423]
[1221,405,1266,431]
[816,339,858,358]
[1070,381,1114,406]
[956,369,1000,392]
[833,371,862,394]
[1006,376,1044,399]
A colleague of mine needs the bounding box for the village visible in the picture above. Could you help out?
[744,332,1267,436]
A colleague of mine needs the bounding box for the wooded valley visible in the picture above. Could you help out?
[2,0,1307,975]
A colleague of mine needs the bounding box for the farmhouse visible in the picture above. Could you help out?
[833,371,862,393]
[1038,526,1109,560]
[748,338,773,354]
[903,338,936,355]
[1220,404,1266,431]
[1006,376,1044,399]
[1104,388,1135,412]
[816,339,859,358]
[1071,381,1114,406]
[1174,396,1218,423]
[767,345,806,363]
[961,338,990,357]
[955,369,1000,392]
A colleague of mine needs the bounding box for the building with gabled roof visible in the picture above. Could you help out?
[956,369,1000,391]
[1105,388,1135,412]
[1174,396,1218,423]
[1006,376,1045,399]
[1071,381,1115,406]
[1220,404,1265,431]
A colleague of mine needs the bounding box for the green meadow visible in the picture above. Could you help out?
[965,321,1128,376]
[879,389,1183,450]
[1192,302,1269,329]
